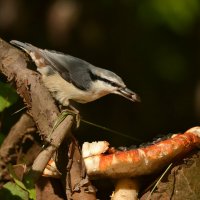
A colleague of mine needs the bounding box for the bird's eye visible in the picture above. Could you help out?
[110,82,117,87]
[110,81,120,87]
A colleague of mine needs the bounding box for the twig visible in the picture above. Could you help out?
[26,115,74,183]
[146,163,173,200]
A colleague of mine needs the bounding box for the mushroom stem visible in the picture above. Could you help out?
[111,178,139,200]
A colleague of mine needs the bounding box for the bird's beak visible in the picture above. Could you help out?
[114,87,141,102]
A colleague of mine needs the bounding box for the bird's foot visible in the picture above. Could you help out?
[43,106,80,147]
[60,105,80,128]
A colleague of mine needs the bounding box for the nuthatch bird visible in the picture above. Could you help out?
[10,40,140,107]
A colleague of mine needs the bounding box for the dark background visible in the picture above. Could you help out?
[1,0,200,147]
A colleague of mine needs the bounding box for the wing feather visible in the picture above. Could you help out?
[40,49,92,90]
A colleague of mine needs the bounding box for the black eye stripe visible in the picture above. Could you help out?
[89,71,121,88]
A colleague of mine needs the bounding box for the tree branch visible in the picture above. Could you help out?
[0,38,75,179]
[28,115,74,183]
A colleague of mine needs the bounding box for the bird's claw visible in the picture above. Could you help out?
[60,108,80,128]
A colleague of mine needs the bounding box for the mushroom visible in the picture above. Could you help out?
[82,127,200,199]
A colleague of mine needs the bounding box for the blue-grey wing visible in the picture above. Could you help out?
[10,40,92,90]
[41,50,92,90]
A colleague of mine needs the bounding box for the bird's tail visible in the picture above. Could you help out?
[10,40,37,53]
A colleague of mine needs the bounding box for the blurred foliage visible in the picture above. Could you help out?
[138,0,200,34]
[148,44,188,82]
[0,82,18,112]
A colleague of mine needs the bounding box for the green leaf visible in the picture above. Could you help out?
[8,164,36,200]
[0,182,29,200]
[0,82,18,112]
[23,175,36,200]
